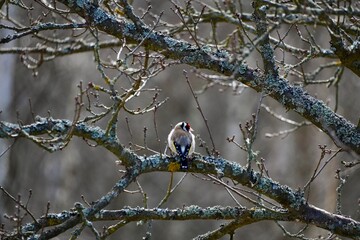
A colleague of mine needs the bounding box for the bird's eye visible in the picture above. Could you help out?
[185,123,190,131]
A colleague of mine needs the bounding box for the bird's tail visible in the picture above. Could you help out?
[180,158,188,170]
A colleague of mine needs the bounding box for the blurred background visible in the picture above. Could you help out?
[0,1,359,239]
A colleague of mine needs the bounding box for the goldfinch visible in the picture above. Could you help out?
[167,122,195,169]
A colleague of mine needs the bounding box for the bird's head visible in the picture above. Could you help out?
[175,122,193,132]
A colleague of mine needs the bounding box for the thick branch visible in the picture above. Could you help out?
[1,118,359,238]
[0,23,87,44]
[55,0,360,154]
[21,206,288,228]
[0,117,136,166]
[22,169,138,240]
[0,39,122,56]
[7,206,289,240]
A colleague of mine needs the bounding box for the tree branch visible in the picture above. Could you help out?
[54,0,360,154]
[1,118,359,238]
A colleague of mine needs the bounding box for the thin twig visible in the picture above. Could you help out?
[0,139,16,159]
[0,186,39,224]
[183,70,218,155]
[304,147,342,190]
[335,170,348,215]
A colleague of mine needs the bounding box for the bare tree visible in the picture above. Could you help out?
[1,0,360,239]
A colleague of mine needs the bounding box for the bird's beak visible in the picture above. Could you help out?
[190,127,194,132]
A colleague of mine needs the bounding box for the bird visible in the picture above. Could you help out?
[167,122,195,169]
